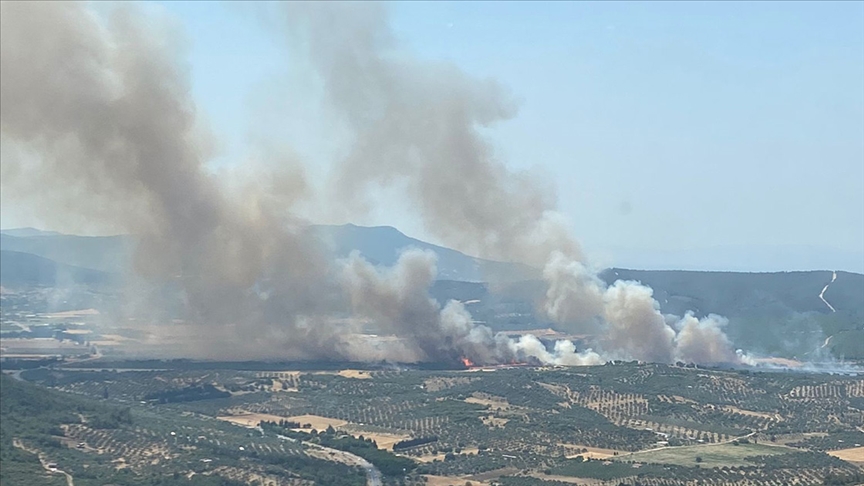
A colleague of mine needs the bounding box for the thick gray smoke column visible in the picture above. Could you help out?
[276,3,581,268]
[343,249,603,366]
[545,255,740,363]
[0,2,347,360]
[275,3,742,365]
[674,314,737,364]
[2,2,743,366]
[343,249,511,364]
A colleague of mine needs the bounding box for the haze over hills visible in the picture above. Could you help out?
[2,225,862,361]
[2,226,862,312]
[0,231,132,274]
[605,245,864,275]
[4,225,863,278]
[0,250,116,288]
[308,224,540,282]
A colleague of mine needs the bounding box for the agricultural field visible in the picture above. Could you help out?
[2,360,863,485]
[616,441,791,468]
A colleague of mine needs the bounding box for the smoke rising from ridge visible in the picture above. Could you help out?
[275,2,581,268]
[273,3,742,365]
[3,2,747,366]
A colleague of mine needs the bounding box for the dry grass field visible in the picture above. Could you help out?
[560,443,622,460]
[44,309,100,318]
[285,414,348,431]
[422,474,490,486]
[828,446,864,463]
[616,441,792,468]
[217,413,290,428]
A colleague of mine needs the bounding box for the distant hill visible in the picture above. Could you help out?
[0,250,116,287]
[0,225,537,283]
[429,269,863,321]
[2,226,862,358]
[597,268,864,318]
[308,224,539,282]
[0,233,132,274]
[2,226,861,313]
[0,227,63,237]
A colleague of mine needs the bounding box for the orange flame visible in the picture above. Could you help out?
[460,357,475,368]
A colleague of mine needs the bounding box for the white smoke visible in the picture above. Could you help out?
[541,252,741,364]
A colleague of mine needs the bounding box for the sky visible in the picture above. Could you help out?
[3,1,863,272]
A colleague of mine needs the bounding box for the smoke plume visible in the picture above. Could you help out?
[342,249,604,366]
[274,2,581,268]
[0,1,345,360]
[272,3,741,365]
[2,2,743,366]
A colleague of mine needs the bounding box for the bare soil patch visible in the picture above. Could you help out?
[465,466,516,481]
[217,413,291,428]
[338,424,410,450]
[560,443,621,460]
[45,309,100,318]
[422,475,490,486]
[828,446,864,463]
[481,415,508,428]
[722,406,780,420]
[528,472,603,484]
[286,414,348,431]
[416,453,446,463]
[423,376,475,392]
[464,393,510,410]
[336,369,373,379]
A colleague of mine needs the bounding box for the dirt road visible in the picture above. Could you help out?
[13,438,75,486]
[306,441,383,486]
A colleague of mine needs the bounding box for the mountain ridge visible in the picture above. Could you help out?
[2,226,861,358]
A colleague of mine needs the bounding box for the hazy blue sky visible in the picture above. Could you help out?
[5,1,864,271]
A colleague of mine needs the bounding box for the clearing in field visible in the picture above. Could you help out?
[415,452,446,463]
[221,411,411,450]
[722,406,780,420]
[422,475,490,486]
[527,473,603,485]
[45,308,101,318]
[481,415,508,428]
[560,443,621,460]
[616,442,791,468]
[423,376,475,392]
[828,446,864,463]
[464,393,510,410]
[335,369,373,379]
[216,413,291,428]
[339,424,410,450]
[286,414,348,431]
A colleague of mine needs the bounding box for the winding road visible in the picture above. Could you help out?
[13,439,75,486]
[818,271,837,313]
[305,442,383,486]
[275,432,383,486]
